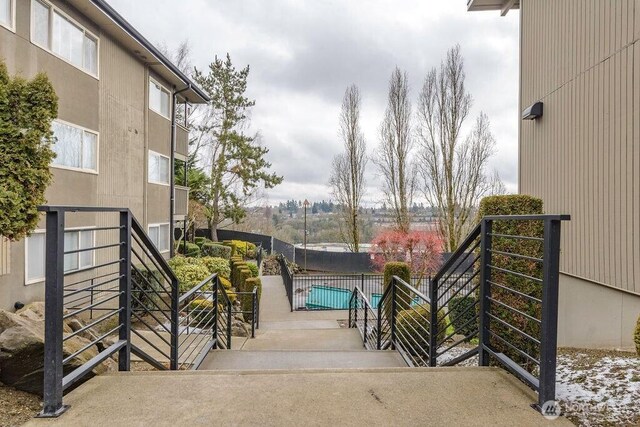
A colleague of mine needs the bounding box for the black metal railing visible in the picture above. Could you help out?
[38,206,234,418]
[349,214,569,412]
[347,286,378,350]
[213,278,232,350]
[278,255,294,312]
[290,273,470,311]
[231,286,260,338]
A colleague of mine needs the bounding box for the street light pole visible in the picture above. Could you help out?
[303,199,309,272]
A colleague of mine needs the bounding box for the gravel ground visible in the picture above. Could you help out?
[0,384,40,427]
[556,348,640,426]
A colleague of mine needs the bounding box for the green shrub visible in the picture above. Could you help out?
[178,242,200,258]
[199,257,231,279]
[448,296,477,338]
[172,263,210,292]
[476,194,544,371]
[194,237,207,247]
[635,314,640,356]
[242,277,262,321]
[131,268,165,313]
[246,263,259,278]
[222,241,237,257]
[231,261,248,289]
[238,268,251,292]
[396,304,447,355]
[201,242,231,259]
[0,61,58,240]
[168,256,189,269]
[220,277,232,290]
[383,262,413,314]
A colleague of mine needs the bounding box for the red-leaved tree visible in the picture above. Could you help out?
[370,229,442,284]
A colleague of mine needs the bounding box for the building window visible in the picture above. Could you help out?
[149,78,171,119]
[51,120,98,173]
[31,0,99,76]
[0,0,15,31]
[25,229,95,284]
[148,224,170,253]
[148,150,170,185]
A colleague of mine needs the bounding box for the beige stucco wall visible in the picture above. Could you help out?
[0,0,174,310]
[520,0,640,347]
[558,274,640,350]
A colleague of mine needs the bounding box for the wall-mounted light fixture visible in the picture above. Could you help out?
[522,101,543,120]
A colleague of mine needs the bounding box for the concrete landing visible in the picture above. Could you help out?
[27,367,572,426]
[200,350,406,370]
[242,328,364,351]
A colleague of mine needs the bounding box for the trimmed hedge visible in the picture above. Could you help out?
[448,296,477,337]
[246,263,259,278]
[635,314,640,356]
[396,305,448,355]
[172,262,210,292]
[178,242,201,258]
[383,262,413,313]
[194,237,207,247]
[199,257,231,279]
[201,242,232,259]
[222,241,237,257]
[476,194,544,371]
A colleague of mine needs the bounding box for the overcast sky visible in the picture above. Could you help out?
[110,0,520,206]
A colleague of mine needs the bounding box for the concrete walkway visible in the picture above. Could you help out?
[27,368,571,426]
[202,275,405,369]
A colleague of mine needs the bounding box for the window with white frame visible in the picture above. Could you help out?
[149,79,171,118]
[51,120,98,173]
[148,150,170,185]
[31,0,98,76]
[0,0,15,31]
[148,224,170,253]
[25,229,95,284]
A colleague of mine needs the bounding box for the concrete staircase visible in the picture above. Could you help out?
[27,275,570,426]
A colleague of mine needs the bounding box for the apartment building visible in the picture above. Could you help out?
[469,0,640,348]
[0,0,209,311]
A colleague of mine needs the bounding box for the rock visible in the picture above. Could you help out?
[231,320,250,337]
[0,307,115,395]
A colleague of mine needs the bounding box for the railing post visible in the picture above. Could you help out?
[251,288,256,338]
[227,298,232,348]
[390,278,397,350]
[118,210,132,371]
[478,219,493,366]
[377,304,382,350]
[428,275,437,366]
[170,275,179,369]
[40,209,67,417]
[348,293,353,327]
[537,218,562,409]
[212,278,218,350]
[363,302,368,345]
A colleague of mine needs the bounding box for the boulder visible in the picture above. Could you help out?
[230,320,250,337]
[0,304,116,395]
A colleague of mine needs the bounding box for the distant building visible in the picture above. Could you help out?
[0,0,209,310]
[469,0,640,348]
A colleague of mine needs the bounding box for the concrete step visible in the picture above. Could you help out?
[26,367,572,426]
[199,350,407,370]
[244,328,364,351]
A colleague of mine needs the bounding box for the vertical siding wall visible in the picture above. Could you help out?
[520,0,640,294]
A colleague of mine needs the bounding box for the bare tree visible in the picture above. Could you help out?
[374,67,416,233]
[329,85,368,252]
[416,45,503,251]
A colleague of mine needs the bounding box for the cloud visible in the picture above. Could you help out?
[109,0,520,204]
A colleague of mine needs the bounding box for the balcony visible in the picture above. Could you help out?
[174,185,190,219]
[175,124,189,159]
[467,0,519,15]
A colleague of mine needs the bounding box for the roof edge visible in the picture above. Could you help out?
[90,0,210,103]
